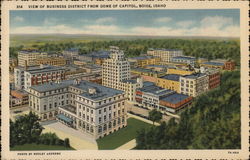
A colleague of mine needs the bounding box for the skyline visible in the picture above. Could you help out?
[10,9,240,37]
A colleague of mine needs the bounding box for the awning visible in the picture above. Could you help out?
[56,114,73,123]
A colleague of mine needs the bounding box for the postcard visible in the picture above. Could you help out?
[1,0,249,159]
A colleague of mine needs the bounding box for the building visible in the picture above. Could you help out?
[80,64,102,74]
[136,83,192,113]
[224,60,235,71]
[147,48,183,62]
[180,73,209,97]
[36,57,67,66]
[171,56,196,67]
[167,68,195,76]
[128,56,160,67]
[14,65,65,90]
[62,48,79,59]
[200,61,225,70]
[157,74,181,93]
[131,68,166,77]
[202,68,220,90]
[102,46,142,102]
[9,58,18,72]
[145,65,168,72]
[28,80,127,139]
[159,93,192,113]
[18,50,48,67]
[10,90,29,107]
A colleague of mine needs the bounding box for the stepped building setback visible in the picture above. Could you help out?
[102,46,142,102]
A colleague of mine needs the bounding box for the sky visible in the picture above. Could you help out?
[10,9,240,37]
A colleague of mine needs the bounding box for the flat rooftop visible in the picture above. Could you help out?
[160,74,180,81]
[172,56,196,60]
[202,62,224,66]
[30,80,75,92]
[129,56,156,60]
[183,73,206,79]
[160,93,189,104]
[138,84,173,96]
[148,48,182,51]
[74,81,124,101]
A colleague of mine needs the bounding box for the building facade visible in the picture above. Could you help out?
[147,48,183,62]
[180,73,209,97]
[18,50,48,67]
[167,68,195,76]
[36,57,67,66]
[102,46,142,102]
[128,56,161,67]
[157,74,181,93]
[171,56,196,67]
[28,80,127,139]
[14,65,65,90]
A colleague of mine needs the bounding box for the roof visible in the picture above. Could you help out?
[18,50,41,54]
[160,93,189,104]
[30,80,75,92]
[138,84,173,96]
[122,79,137,84]
[56,114,73,123]
[143,81,155,87]
[146,65,168,68]
[148,48,182,51]
[182,73,206,79]
[75,81,124,101]
[26,65,65,74]
[160,74,180,81]
[202,62,224,66]
[64,48,79,52]
[129,56,156,60]
[131,68,164,74]
[172,56,196,60]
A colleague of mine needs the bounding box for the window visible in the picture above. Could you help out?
[87,116,89,121]
[54,102,57,107]
[99,109,101,114]
[104,115,106,121]
[91,118,93,123]
[44,105,47,111]
[87,108,89,112]
[99,117,101,123]
[104,108,106,112]
[98,126,102,133]
[91,110,93,114]
[49,104,52,109]
[109,106,111,110]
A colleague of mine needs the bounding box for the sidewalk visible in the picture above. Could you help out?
[42,122,98,150]
[116,139,136,150]
[128,113,160,126]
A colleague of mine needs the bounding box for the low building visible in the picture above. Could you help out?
[80,64,102,74]
[157,74,181,93]
[200,61,225,69]
[159,93,192,113]
[14,65,66,90]
[128,56,160,67]
[36,57,67,66]
[167,68,195,76]
[62,48,79,59]
[171,56,196,67]
[224,60,235,71]
[136,83,192,113]
[180,73,209,97]
[131,68,166,77]
[28,80,127,139]
[9,58,18,72]
[10,90,29,107]
[145,65,168,72]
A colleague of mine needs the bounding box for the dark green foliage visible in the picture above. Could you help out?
[135,71,240,149]
[148,109,162,125]
[10,112,70,148]
[10,38,240,65]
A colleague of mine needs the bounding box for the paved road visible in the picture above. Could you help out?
[42,121,98,150]
[116,139,136,150]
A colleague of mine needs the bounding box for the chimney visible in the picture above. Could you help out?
[88,88,96,94]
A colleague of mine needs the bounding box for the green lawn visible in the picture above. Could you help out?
[10,143,75,151]
[97,118,153,150]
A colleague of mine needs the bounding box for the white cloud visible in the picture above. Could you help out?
[95,17,116,24]
[200,16,233,29]
[155,17,172,23]
[14,16,24,22]
[176,20,195,28]
[43,17,60,26]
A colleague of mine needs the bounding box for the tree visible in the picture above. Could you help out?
[148,109,162,125]
[64,138,70,147]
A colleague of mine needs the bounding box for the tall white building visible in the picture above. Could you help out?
[28,80,127,139]
[147,48,183,62]
[102,46,142,102]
